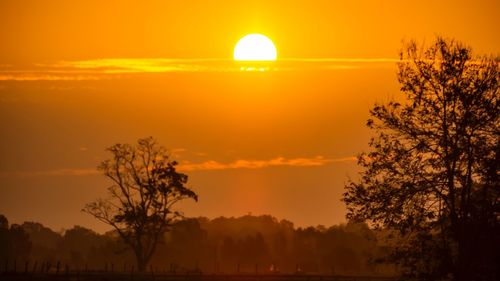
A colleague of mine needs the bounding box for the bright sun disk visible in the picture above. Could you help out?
[233,34,277,61]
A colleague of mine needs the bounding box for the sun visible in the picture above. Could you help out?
[233,34,277,61]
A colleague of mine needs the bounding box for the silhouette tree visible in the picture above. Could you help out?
[61,226,103,267]
[8,224,32,261]
[1,213,385,275]
[83,137,198,272]
[343,37,499,280]
[21,221,61,262]
[161,218,208,269]
[0,215,32,262]
[0,215,9,260]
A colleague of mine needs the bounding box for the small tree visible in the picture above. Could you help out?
[343,38,499,280]
[84,137,197,272]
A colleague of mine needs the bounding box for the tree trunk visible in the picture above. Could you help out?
[136,256,147,273]
[134,248,148,273]
[454,225,472,281]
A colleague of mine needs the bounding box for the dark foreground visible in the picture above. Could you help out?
[2,272,397,281]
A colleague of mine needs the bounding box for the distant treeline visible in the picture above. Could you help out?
[0,214,395,275]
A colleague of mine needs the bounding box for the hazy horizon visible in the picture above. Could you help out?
[1,63,396,233]
[1,0,499,234]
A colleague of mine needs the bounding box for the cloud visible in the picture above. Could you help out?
[170,148,187,154]
[0,168,99,178]
[0,156,356,178]
[0,74,103,81]
[0,57,400,80]
[177,156,356,171]
[193,152,208,157]
[170,148,188,158]
[51,58,398,73]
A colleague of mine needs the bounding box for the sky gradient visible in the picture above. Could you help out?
[0,0,499,233]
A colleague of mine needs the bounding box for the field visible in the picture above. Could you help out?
[2,271,397,281]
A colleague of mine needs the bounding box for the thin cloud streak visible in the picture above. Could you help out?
[5,58,485,81]
[0,156,356,178]
[0,74,105,81]
[178,156,356,171]
[285,58,400,63]
[0,58,399,80]
[0,168,100,178]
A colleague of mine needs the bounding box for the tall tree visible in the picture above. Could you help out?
[343,38,499,280]
[0,215,32,262]
[84,137,197,272]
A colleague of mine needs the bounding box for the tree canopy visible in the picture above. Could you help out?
[343,37,499,280]
[0,214,388,276]
[83,137,198,272]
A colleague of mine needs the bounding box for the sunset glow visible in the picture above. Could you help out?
[0,0,498,278]
[0,0,498,230]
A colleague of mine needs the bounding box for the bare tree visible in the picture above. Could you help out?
[83,137,198,272]
[343,38,499,280]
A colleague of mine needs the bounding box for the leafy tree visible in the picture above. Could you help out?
[21,221,61,262]
[0,215,32,262]
[61,226,102,266]
[83,137,198,272]
[160,218,208,269]
[0,215,9,260]
[343,37,499,280]
[0,215,7,229]
[8,224,32,260]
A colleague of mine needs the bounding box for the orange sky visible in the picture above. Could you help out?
[1,0,499,62]
[0,0,499,232]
